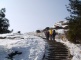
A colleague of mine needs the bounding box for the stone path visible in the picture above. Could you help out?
[43,40,70,60]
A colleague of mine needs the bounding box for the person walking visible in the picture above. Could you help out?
[52,30,56,40]
[49,28,53,40]
[45,29,49,40]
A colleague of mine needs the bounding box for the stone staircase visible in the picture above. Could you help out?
[43,40,70,60]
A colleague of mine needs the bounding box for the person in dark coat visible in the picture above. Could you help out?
[52,30,56,40]
[45,30,49,40]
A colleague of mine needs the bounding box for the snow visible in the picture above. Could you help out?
[56,29,64,34]
[54,20,81,60]
[56,31,81,60]
[62,25,68,28]
[0,27,81,60]
[0,33,45,60]
[28,30,81,60]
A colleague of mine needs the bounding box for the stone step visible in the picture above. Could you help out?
[47,56,67,59]
[48,49,68,52]
[49,45,67,47]
[44,57,68,60]
[43,40,70,60]
[48,52,68,54]
[48,54,68,56]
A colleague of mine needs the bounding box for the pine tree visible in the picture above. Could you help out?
[0,8,10,34]
[66,0,81,43]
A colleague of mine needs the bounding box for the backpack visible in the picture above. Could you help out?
[49,29,53,35]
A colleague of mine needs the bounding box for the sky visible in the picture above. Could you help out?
[0,0,69,33]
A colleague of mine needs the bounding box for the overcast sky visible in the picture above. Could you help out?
[0,0,69,33]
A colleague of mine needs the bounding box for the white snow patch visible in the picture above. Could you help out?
[55,29,81,60]
[56,36,81,60]
[56,29,64,34]
[0,33,45,60]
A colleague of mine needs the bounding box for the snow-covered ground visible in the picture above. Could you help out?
[0,30,81,60]
[27,31,81,60]
[0,33,45,60]
[55,29,81,60]
[56,38,81,60]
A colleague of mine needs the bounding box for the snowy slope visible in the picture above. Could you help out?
[0,25,81,60]
[0,33,45,60]
[49,20,81,60]
[55,29,81,60]
[56,39,81,60]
